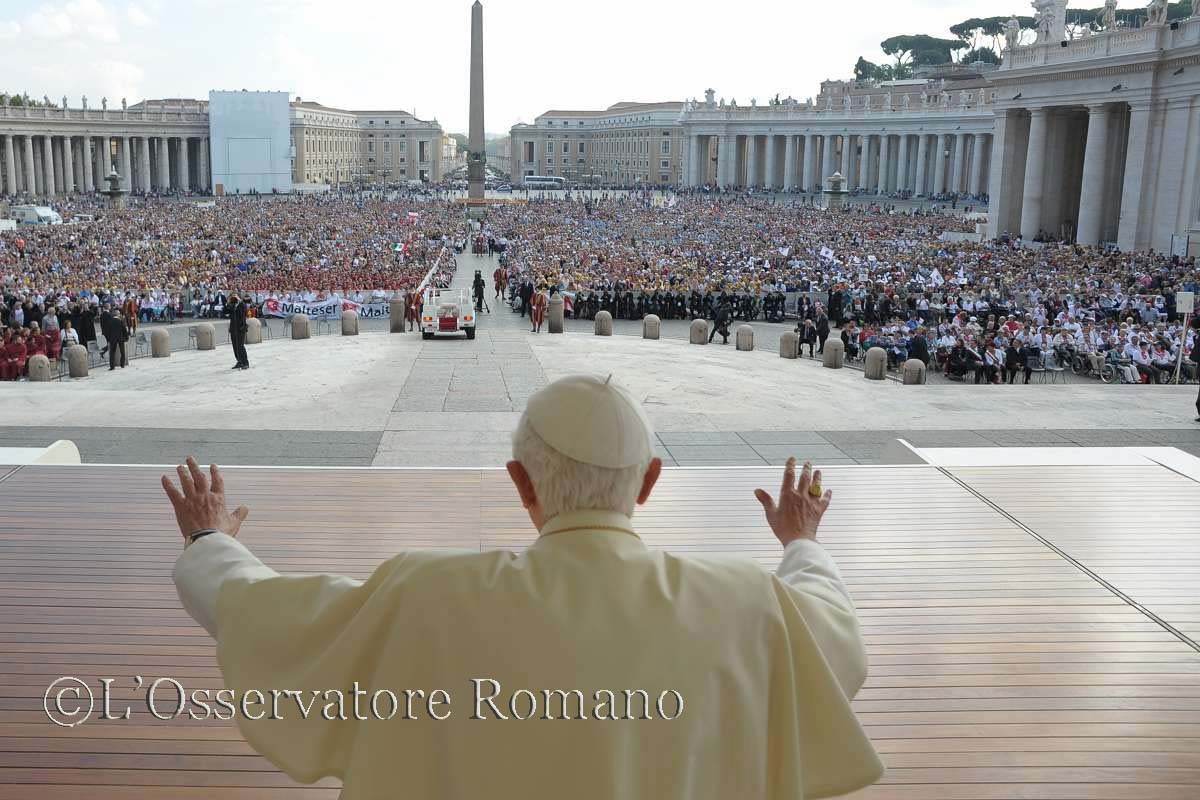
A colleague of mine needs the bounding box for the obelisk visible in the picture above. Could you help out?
[466,0,486,219]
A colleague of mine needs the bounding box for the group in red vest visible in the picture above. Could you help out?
[0,326,65,380]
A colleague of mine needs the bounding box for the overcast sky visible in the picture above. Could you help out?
[0,0,1141,134]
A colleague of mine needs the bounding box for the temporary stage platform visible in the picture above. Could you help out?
[0,458,1197,799]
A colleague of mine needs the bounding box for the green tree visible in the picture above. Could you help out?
[949,15,1036,53]
[962,46,1001,64]
[880,34,968,70]
[0,92,57,108]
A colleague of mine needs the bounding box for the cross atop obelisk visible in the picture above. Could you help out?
[466,0,486,219]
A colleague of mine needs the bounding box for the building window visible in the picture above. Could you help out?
[562,158,568,165]
[368,141,375,153]
[660,141,670,154]
[661,160,669,168]
[578,142,585,154]
[383,140,390,153]
[562,142,569,154]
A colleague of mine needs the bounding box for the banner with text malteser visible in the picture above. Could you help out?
[262,297,393,319]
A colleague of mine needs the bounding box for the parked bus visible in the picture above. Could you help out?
[521,175,566,190]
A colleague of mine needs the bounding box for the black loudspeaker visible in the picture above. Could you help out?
[1170,21,1179,30]
[1060,40,1069,47]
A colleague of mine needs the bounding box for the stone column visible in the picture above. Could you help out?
[764,135,777,190]
[62,135,74,193]
[967,134,983,196]
[2,135,15,196]
[952,132,968,194]
[198,137,210,191]
[1116,102,1152,251]
[782,135,796,191]
[1076,104,1111,246]
[839,135,851,178]
[877,134,890,194]
[805,134,819,190]
[138,137,151,192]
[745,135,758,187]
[119,137,132,191]
[857,135,870,190]
[179,137,190,191]
[822,134,836,184]
[52,137,63,193]
[1020,108,1050,240]
[897,134,911,192]
[914,134,929,195]
[22,136,36,195]
[715,136,734,190]
[687,134,701,186]
[158,137,170,189]
[41,136,55,196]
[935,133,951,194]
[81,136,93,192]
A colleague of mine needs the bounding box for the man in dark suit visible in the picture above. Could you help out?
[107,312,128,370]
[98,305,114,357]
[228,295,249,370]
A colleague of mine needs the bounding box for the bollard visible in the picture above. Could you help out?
[864,347,887,380]
[195,323,215,351]
[779,331,799,359]
[67,344,89,378]
[821,338,844,369]
[27,354,51,382]
[291,314,311,340]
[642,314,660,340]
[689,318,708,345]
[389,292,406,333]
[548,294,564,334]
[341,310,359,336]
[903,358,927,385]
[151,327,171,357]
[245,317,262,345]
[735,325,754,351]
[594,310,612,336]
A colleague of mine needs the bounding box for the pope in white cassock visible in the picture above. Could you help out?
[166,374,883,799]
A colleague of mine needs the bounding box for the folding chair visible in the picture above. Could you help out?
[87,341,103,367]
[188,326,198,350]
[1042,352,1067,384]
[134,332,149,358]
[1026,353,1047,384]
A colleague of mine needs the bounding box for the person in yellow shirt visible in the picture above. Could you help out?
[165,374,882,799]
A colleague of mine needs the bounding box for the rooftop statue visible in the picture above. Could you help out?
[1004,17,1021,50]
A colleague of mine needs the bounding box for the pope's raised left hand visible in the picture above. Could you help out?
[161,457,249,544]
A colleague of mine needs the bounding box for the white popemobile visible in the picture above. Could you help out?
[420,287,476,340]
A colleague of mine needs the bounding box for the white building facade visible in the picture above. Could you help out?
[677,9,1200,254]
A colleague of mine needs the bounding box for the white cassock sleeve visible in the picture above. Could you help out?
[172,533,279,637]
[773,537,868,698]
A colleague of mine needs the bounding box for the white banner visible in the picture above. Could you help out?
[263,296,395,320]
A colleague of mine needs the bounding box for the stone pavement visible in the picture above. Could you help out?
[4,252,1197,467]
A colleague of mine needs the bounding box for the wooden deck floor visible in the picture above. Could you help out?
[0,463,1197,799]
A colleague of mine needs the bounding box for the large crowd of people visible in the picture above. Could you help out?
[2,189,1197,387]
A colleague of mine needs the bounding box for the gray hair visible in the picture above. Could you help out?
[511,415,649,519]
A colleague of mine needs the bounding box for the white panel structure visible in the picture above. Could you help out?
[208,90,292,194]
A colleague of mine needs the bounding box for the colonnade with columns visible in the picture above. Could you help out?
[684,130,992,196]
[0,133,211,197]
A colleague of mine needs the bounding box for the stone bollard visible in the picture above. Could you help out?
[903,358,927,385]
[548,294,564,334]
[67,344,89,378]
[594,310,613,336]
[341,310,359,336]
[864,347,887,380]
[195,323,215,351]
[642,314,660,340]
[151,328,171,357]
[689,318,708,345]
[821,338,844,369]
[291,314,311,340]
[27,354,51,382]
[735,325,754,351]
[245,317,262,345]
[389,292,406,333]
[779,331,799,359]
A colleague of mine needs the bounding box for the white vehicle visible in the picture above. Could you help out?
[521,175,565,190]
[11,205,63,225]
[420,287,476,340]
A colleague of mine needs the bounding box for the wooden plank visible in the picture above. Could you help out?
[0,463,1195,798]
